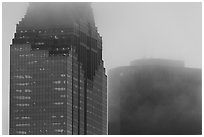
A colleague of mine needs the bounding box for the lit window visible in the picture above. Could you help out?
[16,104,30,107]
[53,80,61,84]
[53,102,64,105]
[51,115,56,118]
[16,83,29,86]
[60,95,66,98]
[25,89,32,93]
[14,75,24,79]
[52,123,61,126]
[16,123,30,127]
[21,116,31,119]
[16,89,22,93]
[60,74,66,77]
[25,75,32,78]
[24,54,29,57]
[55,129,64,133]
[19,54,25,57]
[28,61,38,64]
[35,42,44,45]
[40,68,45,71]
[16,131,26,134]
[14,96,31,100]
[54,88,65,91]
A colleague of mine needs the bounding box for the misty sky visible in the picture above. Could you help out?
[3,2,202,70]
[93,2,201,69]
[2,2,202,135]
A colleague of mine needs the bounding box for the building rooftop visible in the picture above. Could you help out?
[130,58,185,67]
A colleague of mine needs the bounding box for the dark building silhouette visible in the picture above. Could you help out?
[10,2,107,135]
[108,59,201,135]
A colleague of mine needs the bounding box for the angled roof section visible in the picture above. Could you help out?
[18,2,95,28]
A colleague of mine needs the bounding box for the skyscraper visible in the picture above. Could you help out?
[108,59,201,135]
[10,2,107,135]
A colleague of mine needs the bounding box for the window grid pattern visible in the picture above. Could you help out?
[10,3,107,134]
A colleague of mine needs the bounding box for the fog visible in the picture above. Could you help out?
[22,3,95,27]
[3,2,202,70]
[93,2,201,70]
[2,2,202,135]
[108,63,202,134]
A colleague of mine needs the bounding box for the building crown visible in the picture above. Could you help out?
[19,2,95,28]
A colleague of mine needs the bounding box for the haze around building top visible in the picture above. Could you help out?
[3,2,202,70]
[19,2,95,28]
[2,2,202,135]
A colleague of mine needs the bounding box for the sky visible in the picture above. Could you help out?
[93,2,201,69]
[2,2,202,135]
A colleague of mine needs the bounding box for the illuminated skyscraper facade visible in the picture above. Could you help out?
[10,2,107,135]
